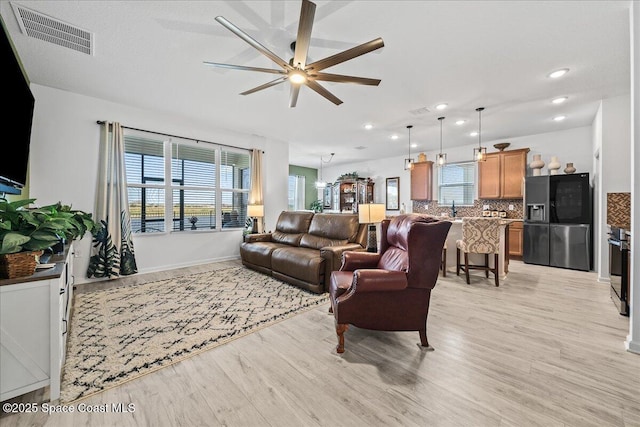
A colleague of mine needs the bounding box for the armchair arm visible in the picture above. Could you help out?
[340,251,380,271]
[244,233,272,243]
[353,269,408,292]
[321,244,366,287]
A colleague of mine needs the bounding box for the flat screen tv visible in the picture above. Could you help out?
[0,17,34,195]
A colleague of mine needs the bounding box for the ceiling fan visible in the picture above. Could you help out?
[204,0,384,107]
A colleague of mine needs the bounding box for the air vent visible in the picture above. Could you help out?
[409,107,431,116]
[11,3,94,55]
[354,146,367,150]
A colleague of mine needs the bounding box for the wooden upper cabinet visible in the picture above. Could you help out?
[478,148,529,199]
[411,161,434,200]
[478,154,501,199]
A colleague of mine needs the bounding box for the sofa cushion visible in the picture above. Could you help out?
[275,211,314,233]
[240,242,288,269]
[299,234,348,250]
[308,213,360,242]
[271,247,325,285]
[272,231,304,246]
[270,211,315,246]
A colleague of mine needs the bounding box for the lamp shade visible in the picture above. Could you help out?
[358,203,386,224]
[247,204,264,217]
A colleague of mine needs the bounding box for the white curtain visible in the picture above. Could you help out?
[86,122,138,278]
[250,149,264,231]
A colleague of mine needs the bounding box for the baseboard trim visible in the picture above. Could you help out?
[597,276,611,284]
[625,338,640,354]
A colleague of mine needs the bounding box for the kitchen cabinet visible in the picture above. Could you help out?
[0,245,74,402]
[411,161,434,201]
[508,220,524,257]
[478,148,529,199]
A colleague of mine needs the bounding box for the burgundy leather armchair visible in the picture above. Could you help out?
[329,214,451,353]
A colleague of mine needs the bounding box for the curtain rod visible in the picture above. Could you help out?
[96,121,264,153]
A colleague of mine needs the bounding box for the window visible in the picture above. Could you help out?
[438,162,476,206]
[288,175,305,210]
[124,132,250,233]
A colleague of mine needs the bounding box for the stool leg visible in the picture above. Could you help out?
[442,247,447,277]
[464,252,470,284]
[494,253,500,287]
[485,254,489,278]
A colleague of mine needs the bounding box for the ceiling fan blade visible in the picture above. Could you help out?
[240,77,287,96]
[310,72,381,86]
[203,61,286,75]
[215,16,291,70]
[306,37,384,72]
[305,80,343,105]
[289,85,301,108]
[293,0,316,69]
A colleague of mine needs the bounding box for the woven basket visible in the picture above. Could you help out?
[0,250,43,279]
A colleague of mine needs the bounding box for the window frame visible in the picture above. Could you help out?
[124,129,251,235]
[437,161,477,207]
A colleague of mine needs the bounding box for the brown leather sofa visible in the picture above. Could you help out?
[240,211,367,293]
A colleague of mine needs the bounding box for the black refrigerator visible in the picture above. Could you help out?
[523,173,592,271]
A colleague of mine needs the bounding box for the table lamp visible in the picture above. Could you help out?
[358,203,386,252]
[247,204,264,234]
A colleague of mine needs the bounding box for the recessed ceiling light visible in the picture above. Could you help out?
[391,134,399,140]
[470,131,478,137]
[411,143,417,148]
[435,103,448,110]
[364,123,373,130]
[553,115,566,122]
[455,120,465,125]
[548,68,569,79]
[552,96,568,104]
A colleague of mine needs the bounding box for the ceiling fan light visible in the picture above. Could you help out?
[289,71,307,84]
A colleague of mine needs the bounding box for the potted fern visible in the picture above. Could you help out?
[0,199,97,278]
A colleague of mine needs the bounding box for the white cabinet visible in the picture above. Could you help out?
[0,245,74,402]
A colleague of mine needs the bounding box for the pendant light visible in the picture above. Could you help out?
[315,152,334,189]
[436,116,447,166]
[473,107,487,162]
[404,125,414,170]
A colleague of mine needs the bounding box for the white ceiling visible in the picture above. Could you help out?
[0,1,631,169]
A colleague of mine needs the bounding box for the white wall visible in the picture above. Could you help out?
[627,0,639,354]
[28,84,289,284]
[322,126,594,215]
[593,95,632,280]
[592,102,604,279]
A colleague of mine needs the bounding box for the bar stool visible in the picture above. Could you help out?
[441,240,448,277]
[455,217,500,286]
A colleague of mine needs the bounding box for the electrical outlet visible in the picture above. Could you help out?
[483,205,490,210]
[508,205,514,210]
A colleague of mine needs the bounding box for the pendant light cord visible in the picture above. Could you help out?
[476,107,484,149]
[438,117,444,154]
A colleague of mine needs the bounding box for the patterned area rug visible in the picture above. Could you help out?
[60,266,329,403]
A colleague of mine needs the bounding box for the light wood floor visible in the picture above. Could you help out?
[2,260,639,426]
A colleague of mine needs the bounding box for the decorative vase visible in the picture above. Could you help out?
[529,154,545,176]
[417,153,427,162]
[548,156,561,175]
[564,163,576,174]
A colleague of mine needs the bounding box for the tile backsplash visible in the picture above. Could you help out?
[413,199,524,219]
[606,192,631,230]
